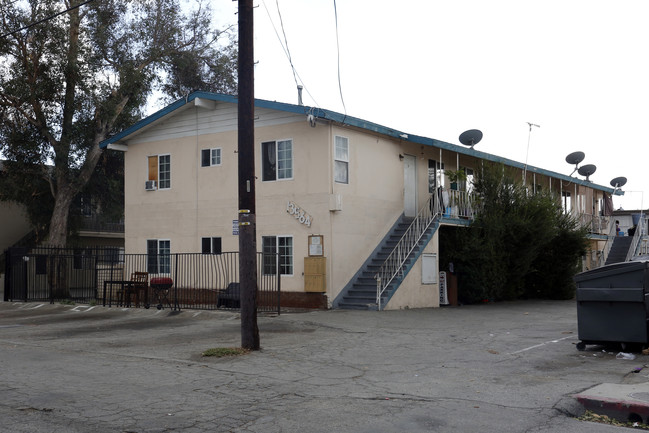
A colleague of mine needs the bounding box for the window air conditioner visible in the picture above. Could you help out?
[145,180,157,191]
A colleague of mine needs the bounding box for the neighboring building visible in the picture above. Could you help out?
[100,92,621,310]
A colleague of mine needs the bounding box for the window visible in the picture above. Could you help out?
[459,167,474,193]
[201,148,222,167]
[147,239,170,274]
[334,136,349,184]
[201,237,222,254]
[428,160,446,192]
[262,140,293,181]
[262,235,293,275]
[562,191,572,214]
[148,155,171,189]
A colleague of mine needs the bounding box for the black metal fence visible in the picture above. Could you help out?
[3,246,280,314]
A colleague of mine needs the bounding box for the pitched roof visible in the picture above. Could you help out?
[100,91,620,195]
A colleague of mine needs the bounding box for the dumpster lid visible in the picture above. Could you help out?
[574,260,649,283]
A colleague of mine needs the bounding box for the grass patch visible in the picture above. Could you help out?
[578,410,649,429]
[201,347,250,358]
[59,299,75,305]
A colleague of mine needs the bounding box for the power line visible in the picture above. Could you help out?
[274,0,298,89]
[1,0,96,39]
[260,0,320,108]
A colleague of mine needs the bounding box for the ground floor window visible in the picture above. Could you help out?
[262,235,293,275]
[147,239,170,274]
[201,237,222,254]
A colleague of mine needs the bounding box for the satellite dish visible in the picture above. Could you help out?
[459,129,483,149]
[578,164,597,181]
[565,151,585,176]
[565,151,585,165]
[610,176,627,188]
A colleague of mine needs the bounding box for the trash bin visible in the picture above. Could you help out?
[574,261,649,350]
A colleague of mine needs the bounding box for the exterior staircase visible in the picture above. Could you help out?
[605,236,634,265]
[334,214,439,310]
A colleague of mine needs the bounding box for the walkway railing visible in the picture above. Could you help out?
[375,193,441,310]
[578,213,610,235]
[440,189,475,219]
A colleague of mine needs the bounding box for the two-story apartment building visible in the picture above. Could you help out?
[100,92,620,310]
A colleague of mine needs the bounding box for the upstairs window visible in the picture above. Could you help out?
[262,140,293,181]
[201,148,222,167]
[148,154,171,189]
[459,167,474,193]
[334,136,349,184]
[562,191,572,214]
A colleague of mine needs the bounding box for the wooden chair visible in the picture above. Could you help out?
[123,272,148,308]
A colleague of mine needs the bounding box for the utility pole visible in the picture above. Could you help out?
[237,0,260,350]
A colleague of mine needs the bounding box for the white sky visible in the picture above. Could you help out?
[212,0,649,211]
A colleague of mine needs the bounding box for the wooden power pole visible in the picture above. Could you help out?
[237,0,260,350]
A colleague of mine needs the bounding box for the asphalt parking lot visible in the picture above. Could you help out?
[0,300,644,432]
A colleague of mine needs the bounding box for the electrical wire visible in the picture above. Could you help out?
[1,0,96,39]
[274,0,298,90]
[260,0,320,108]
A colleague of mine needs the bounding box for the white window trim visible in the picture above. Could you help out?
[262,234,294,276]
[261,138,294,182]
[158,154,171,190]
[201,148,222,167]
[334,135,349,184]
[147,238,171,275]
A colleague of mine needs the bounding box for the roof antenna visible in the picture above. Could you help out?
[523,122,540,184]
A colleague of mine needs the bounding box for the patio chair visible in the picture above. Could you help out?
[121,271,149,308]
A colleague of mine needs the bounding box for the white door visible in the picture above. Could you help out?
[404,154,417,217]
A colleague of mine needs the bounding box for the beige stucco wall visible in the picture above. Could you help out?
[123,103,409,300]
[384,231,440,310]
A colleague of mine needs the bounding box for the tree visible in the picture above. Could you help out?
[446,163,588,303]
[0,0,237,246]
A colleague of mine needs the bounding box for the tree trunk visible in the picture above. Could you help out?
[46,185,75,247]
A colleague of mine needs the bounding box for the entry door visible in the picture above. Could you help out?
[403,154,417,217]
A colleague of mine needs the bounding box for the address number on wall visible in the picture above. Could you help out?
[287,201,312,227]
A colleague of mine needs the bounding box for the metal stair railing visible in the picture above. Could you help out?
[626,214,646,262]
[599,219,617,267]
[375,193,441,310]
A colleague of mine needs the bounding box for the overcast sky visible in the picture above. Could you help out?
[212,0,649,211]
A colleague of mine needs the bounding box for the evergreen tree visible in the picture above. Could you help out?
[449,163,588,302]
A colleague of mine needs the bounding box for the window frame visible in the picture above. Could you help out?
[334,135,349,184]
[201,148,222,167]
[201,237,222,254]
[147,239,171,274]
[158,154,171,190]
[261,235,293,276]
[261,139,293,182]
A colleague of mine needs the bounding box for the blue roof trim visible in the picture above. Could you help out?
[100,91,619,195]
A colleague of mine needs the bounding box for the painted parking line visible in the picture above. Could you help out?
[16,303,45,310]
[508,335,576,355]
[70,306,97,312]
